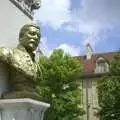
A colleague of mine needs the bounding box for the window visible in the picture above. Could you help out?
[95,57,109,73]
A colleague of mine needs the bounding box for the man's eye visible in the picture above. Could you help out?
[29,32,35,35]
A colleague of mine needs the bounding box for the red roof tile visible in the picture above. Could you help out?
[78,52,117,74]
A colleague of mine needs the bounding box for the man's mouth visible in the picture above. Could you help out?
[28,39,37,48]
[29,39,35,44]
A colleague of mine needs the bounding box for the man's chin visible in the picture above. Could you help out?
[28,44,36,51]
[26,46,34,53]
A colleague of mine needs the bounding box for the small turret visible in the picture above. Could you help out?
[85,42,93,60]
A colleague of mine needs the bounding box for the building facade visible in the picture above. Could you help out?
[79,44,117,120]
[0,0,40,47]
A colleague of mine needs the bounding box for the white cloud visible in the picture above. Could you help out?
[57,43,80,56]
[81,0,120,25]
[34,0,71,29]
[39,38,80,56]
[35,0,120,51]
[64,0,120,46]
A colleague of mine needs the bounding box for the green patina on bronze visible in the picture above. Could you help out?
[0,24,41,100]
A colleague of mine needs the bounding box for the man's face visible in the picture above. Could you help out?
[20,26,40,52]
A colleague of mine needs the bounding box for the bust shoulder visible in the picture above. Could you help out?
[0,47,12,55]
[0,47,13,63]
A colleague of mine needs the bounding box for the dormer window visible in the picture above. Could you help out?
[95,57,109,73]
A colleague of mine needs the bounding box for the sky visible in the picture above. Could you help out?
[34,0,120,56]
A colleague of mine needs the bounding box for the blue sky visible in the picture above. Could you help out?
[34,0,120,56]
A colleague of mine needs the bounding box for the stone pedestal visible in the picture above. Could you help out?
[0,98,50,120]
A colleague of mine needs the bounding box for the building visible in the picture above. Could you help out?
[79,43,117,120]
[0,0,40,47]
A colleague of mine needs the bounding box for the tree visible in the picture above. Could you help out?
[37,49,84,120]
[97,51,120,120]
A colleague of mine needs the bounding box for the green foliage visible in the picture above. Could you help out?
[37,49,84,120]
[97,51,120,120]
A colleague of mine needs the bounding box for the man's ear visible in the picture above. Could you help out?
[19,38,22,43]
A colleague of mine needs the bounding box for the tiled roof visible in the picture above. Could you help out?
[78,51,117,74]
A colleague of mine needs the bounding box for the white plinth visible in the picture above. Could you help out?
[0,98,50,120]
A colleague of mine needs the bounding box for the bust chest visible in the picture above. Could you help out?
[10,49,37,79]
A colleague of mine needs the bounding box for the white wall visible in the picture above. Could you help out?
[0,0,32,47]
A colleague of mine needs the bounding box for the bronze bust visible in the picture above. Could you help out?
[0,24,41,100]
